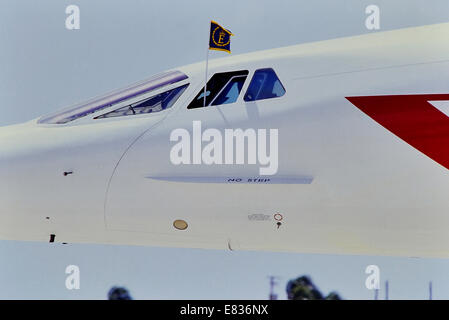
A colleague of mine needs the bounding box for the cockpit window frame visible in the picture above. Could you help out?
[93,83,189,120]
[38,70,188,125]
[209,75,247,106]
[187,70,249,109]
[243,68,286,102]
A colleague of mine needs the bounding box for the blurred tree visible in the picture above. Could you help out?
[108,286,132,300]
[286,275,341,300]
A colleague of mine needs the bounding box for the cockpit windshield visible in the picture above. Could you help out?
[38,70,188,124]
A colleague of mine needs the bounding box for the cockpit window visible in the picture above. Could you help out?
[244,68,285,102]
[94,84,188,119]
[38,70,188,124]
[187,70,248,109]
[211,76,246,106]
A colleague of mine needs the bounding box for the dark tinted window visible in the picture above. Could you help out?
[211,75,246,106]
[95,84,188,119]
[188,70,248,109]
[244,68,285,102]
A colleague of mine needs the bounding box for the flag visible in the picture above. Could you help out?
[209,20,233,53]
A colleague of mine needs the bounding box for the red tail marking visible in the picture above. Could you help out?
[346,94,449,170]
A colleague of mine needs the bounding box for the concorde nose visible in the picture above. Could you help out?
[0,121,64,242]
[0,121,40,171]
[0,122,28,174]
[0,121,47,215]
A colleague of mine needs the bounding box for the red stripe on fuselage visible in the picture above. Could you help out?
[346,94,449,170]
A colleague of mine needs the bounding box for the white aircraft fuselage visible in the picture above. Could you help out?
[1,23,449,258]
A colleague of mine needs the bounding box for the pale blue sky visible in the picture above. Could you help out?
[1,0,449,299]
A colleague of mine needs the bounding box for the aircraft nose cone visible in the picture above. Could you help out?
[0,122,39,177]
[0,121,53,241]
[0,123,33,239]
[0,122,37,206]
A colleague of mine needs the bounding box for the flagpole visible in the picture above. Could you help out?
[203,49,209,108]
[203,22,210,108]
